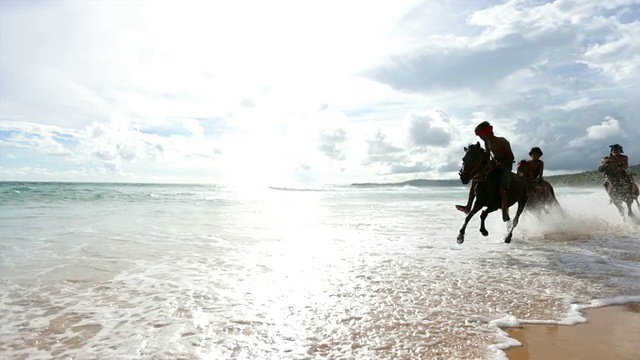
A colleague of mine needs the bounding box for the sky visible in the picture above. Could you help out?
[1,0,639,187]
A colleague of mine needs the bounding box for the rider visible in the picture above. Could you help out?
[526,147,544,187]
[455,121,515,221]
[599,144,633,191]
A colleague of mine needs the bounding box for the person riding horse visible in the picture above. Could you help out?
[598,144,639,220]
[598,144,633,194]
[456,142,528,244]
[455,121,515,222]
[524,147,544,183]
[517,147,562,213]
[518,147,546,193]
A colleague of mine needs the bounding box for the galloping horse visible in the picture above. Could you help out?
[457,142,528,244]
[517,160,563,216]
[597,161,640,220]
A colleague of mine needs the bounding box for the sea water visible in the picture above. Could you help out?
[1,182,639,359]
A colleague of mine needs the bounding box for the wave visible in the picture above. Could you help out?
[268,186,326,192]
[489,295,640,359]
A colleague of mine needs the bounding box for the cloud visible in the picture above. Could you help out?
[1,0,639,184]
[0,122,74,156]
[585,116,620,139]
[318,128,348,160]
[365,130,405,165]
[389,162,429,174]
[407,114,452,147]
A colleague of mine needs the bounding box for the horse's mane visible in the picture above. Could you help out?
[466,142,485,152]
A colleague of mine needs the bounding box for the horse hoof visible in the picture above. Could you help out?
[457,234,465,244]
[504,235,512,243]
[480,229,489,237]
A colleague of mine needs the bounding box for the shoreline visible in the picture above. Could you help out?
[502,303,640,360]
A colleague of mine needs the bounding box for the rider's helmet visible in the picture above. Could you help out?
[528,147,543,157]
[474,121,493,137]
[609,144,624,154]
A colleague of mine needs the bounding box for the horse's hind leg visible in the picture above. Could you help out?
[547,187,565,217]
[614,202,626,222]
[505,198,527,243]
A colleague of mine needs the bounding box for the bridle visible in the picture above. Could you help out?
[459,148,490,183]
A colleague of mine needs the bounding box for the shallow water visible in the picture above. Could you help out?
[1,182,639,359]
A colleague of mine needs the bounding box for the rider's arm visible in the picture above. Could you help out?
[621,156,629,170]
[597,157,608,172]
[489,139,514,168]
[538,161,544,179]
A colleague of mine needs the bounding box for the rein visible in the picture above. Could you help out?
[469,156,491,183]
[472,166,491,183]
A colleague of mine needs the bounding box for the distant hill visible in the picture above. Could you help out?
[351,179,461,188]
[351,164,640,188]
[546,163,640,187]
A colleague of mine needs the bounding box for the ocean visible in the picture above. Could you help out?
[1,181,639,359]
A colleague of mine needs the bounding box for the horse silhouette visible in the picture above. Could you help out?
[597,160,639,221]
[457,142,528,244]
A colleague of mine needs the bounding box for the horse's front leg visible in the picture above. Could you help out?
[479,210,490,236]
[457,203,484,244]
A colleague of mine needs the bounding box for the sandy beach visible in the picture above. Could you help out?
[506,304,640,360]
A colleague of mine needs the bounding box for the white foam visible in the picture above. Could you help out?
[488,328,522,360]
[579,295,640,309]
[3,184,640,359]
[490,294,640,359]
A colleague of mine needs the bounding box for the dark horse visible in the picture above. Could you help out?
[597,161,640,220]
[517,160,563,217]
[457,142,528,244]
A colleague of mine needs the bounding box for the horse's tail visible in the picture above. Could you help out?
[546,181,565,216]
[549,186,558,204]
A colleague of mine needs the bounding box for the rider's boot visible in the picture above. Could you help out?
[455,204,471,214]
[499,187,510,222]
[455,187,475,214]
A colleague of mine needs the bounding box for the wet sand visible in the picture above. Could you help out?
[506,304,640,360]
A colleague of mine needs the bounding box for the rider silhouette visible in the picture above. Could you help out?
[599,144,633,192]
[522,147,545,190]
[527,147,544,180]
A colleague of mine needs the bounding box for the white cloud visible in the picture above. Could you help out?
[585,116,621,139]
[1,0,639,185]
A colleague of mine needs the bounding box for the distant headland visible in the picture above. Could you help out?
[351,164,640,188]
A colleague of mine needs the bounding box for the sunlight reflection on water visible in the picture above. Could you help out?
[0,184,639,359]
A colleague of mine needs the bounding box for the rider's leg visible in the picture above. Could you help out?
[604,180,612,204]
[499,166,512,222]
[499,186,509,221]
[624,174,633,191]
[456,186,475,214]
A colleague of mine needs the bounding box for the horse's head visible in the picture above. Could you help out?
[598,159,617,175]
[459,141,488,184]
[598,159,627,183]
